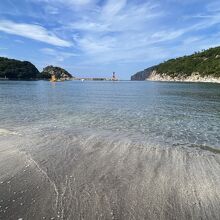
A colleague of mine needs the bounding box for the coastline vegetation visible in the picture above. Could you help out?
[156,46,220,77]
[0,57,40,80]
[0,57,73,80]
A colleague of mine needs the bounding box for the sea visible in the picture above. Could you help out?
[0,80,220,219]
[1,80,220,149]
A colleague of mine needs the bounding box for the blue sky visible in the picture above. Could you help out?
[0,0,220,79]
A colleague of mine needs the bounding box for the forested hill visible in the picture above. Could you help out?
[41,66,73,80]
[156,46,220,77]
[0,57,40,80]
[0,57,74,80]
[131,46,220,80]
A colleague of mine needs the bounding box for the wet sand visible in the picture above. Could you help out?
[0,128,220,220]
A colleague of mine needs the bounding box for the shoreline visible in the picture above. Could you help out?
[1,81,220,219]
[0,126,220,219]
[147,71,220,84]
[147,78,220,84]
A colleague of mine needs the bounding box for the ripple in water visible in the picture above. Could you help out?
[0,81,220,219]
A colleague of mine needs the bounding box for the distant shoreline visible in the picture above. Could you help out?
[146,78,220,84]
[146,71,220,84]
[0,78,123,82]
[146,79,220,84]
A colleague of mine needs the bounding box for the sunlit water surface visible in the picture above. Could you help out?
[0,80,220,150]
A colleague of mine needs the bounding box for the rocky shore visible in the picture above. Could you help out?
[147,71,220,83]
[41,66,74,81]
[131,46,220,82]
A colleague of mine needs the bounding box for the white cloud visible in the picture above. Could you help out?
[70,21,108,32]
[0,20,72,47]
[102,0,127,17]
[31,0,220,67]
[2,0,220,78]
[69,1,163,60]
[40,48,77,61]
[45,5,59,14]
[31,0,96,7]
[67,0,94,6]
[182,37,201,45]
[77,36,116,54]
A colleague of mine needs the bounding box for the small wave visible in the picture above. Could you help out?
[0,128,19,136]
[188,144,220,154]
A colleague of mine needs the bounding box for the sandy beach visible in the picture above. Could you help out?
[0,127,220,220]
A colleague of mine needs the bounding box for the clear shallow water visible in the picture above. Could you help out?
[1,80,220,220]
[0,80,220,150]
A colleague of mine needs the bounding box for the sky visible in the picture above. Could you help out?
[0,0,220,79]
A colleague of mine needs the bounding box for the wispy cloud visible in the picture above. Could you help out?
[69,1,163,61]
[0,20,72,47]
[31,0,97,8]
[0,0,220,78]
[40,48,77,61]
[102,0,127,17]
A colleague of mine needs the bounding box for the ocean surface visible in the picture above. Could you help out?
[1,80,220,149]
[0,80,220,219]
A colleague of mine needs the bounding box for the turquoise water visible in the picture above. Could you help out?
[0,80,220,150]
